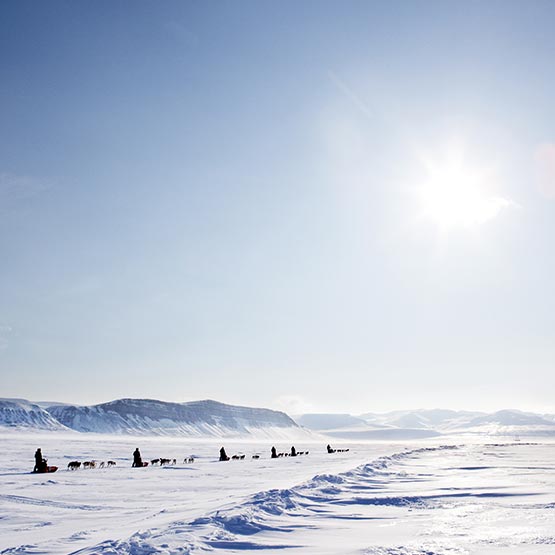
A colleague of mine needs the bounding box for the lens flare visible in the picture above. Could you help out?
[417,149,510,229]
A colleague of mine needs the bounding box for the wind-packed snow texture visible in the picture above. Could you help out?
[0,433,553,554]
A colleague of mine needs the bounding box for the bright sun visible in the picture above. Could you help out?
[418,149,510,229]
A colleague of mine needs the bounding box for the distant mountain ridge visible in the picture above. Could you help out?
[3,398,554,439]
[295,413,369,431]
[0,399,69,431]
[0,397,308,439]
[295,408,555,439]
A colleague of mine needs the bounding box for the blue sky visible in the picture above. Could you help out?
[1,1,555,414]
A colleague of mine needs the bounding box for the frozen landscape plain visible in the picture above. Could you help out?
[1,432,554,555]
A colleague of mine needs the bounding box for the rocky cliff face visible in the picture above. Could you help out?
[0,399,69,431]
[45,398,306,438]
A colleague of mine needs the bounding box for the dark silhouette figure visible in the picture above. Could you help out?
[34,448,46,473]
[219,447,230,461]
[327,444,336,454]
[132,448,143,467]
[290,446,297,457]
[34,448,41,472]
[271,446,277,459]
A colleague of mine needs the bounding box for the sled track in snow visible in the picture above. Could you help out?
[73,442,555,554]
[75,444,466,553]
[0,494,114,512]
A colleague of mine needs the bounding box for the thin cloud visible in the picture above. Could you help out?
[0,325,13,351]
[164,21,199,48]
[327,70,374,120]
[0,172,50,214]
[274,395,314,416]
[534,143,555,199]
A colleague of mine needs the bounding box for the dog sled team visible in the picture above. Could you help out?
[327,444,349,453]
[32,448,58,474]
[269,445,309,458]
[131,448,195,467]
[219,444,346,461]
[68,460,117,470]
[218,445,310,461]
[32,443,348,473]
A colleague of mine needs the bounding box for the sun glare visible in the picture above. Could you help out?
[418,150,510,230]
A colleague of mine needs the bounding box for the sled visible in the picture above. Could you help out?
[33,466,58,474]
[133,462,149,467]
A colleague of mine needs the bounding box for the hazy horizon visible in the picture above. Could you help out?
[4,394,554,418]
[2,1,555,416]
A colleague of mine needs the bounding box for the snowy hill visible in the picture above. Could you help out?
[46,398,309,438]
[297,408,555,438]
[0,398,69,431]
[294,412,440,440]
[5,397,553,439]
[360,409,484,430]
[295,413,368,431]
[466,409,555,428]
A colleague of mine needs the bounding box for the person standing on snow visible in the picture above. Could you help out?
[34,448,46,472]
[132,447,143,467]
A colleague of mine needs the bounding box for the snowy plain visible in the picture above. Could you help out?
[0,432,553,554]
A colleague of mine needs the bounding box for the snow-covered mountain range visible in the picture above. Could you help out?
[296,409,555,439]
[0,399,70,431]
[0,398,308,438]
[2,398,554,439]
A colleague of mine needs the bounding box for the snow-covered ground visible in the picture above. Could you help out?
[0,432,553,554]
